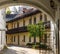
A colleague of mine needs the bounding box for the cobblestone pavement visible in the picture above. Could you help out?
[0,46,39,54]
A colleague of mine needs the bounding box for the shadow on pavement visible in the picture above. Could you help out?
[0,48,18,54]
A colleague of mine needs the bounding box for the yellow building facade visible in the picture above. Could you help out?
[6,9,51,46]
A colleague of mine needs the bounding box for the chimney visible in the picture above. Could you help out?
[23,8,27,13]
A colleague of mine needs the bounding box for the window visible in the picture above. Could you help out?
[11,36,13,42]
[6,35,7,43]
[23,35,25,42]
[13,23,15,28]
[40,14,42,21]
[29,18,32,24]
[44,34,47,43]
[18,35,19,45]
[12,23,14,28]
[6,25,8,29]
[14,36,15,42]
[45,21,50,29]
[44,14,47,21]
[17,22,19,27]
[29,37,31,42]
[34,17,36,24]
[34,36,36,43]
[12,22,13,29]
[23,20,25,26]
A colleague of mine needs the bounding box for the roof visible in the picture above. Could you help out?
[6,9,41,23]
[6,14,17,21]
[6,14,17,18]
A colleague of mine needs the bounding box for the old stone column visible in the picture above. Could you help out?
[55,5,60,54]
[0,8,6,50]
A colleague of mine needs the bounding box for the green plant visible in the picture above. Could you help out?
[27,24,38,44]
[37,21,45,43]
[32,45,36,49]
[38,43,52,50]
[6,10,11,14]
[27,21,45,44]
[26,43,34,48]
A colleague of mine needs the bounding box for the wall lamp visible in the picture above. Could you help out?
[50,0,55,9]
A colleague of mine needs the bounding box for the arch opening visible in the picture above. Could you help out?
[0,1,57,54]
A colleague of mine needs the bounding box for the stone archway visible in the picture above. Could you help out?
[0,0,59,54]
[0,0,55,19]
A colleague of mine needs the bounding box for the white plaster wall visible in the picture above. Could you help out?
[0,8,6,51]
[50,21,56,54]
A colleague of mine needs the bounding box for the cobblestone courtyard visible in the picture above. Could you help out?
[0,46,39,54]
[0,46,54,54]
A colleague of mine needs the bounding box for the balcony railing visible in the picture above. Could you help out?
[6,26,27,34]
[6,21,51,34]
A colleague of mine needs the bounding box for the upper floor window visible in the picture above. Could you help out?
[29,18,32,24]
[17,22,19,27]
[44,14,47,21]
[11,23,13,29]
[6,25,8,29]
[40,14,42,21]
[14,36,15,42]
[13,23,15,28]
[14,23,15,28]
[34,17,36,24]
[23,20,25,26]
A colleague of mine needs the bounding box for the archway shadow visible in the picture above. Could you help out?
[0,47,29,54]
[0,48,18,54]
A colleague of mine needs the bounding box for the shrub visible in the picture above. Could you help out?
[26,43,35,48]
[39,44,47,49]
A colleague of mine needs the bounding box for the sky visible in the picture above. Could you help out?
[6,5,34,11]
[6,5,34,14]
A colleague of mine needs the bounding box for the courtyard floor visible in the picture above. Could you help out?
[0,46,54,54]
[0,46,39,54]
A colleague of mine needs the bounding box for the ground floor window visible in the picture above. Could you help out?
[14,36,15,42]
[23,35,25,42]
[34,36,36,43]
[6,35,7,43]
[29,36,31,42]
[44,34,47,43]
[11,36,13,42]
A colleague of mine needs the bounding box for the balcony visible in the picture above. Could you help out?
[6,21,51,34]
[6,26,28,34]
